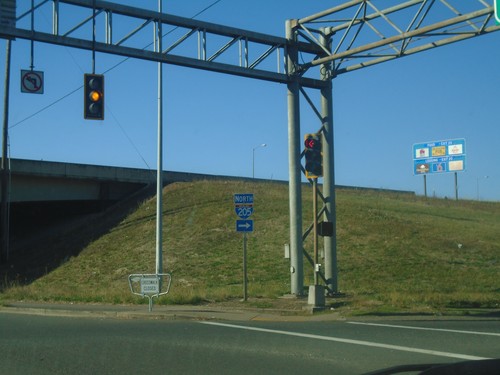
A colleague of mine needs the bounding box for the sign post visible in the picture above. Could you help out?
[234,193,254,301]
[128,273,172,312]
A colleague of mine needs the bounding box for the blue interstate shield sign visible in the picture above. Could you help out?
[234,204,254,219]
[234,193,254,219]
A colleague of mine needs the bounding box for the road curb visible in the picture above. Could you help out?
[0,302,333,322]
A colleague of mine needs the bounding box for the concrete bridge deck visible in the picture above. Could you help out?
[7,159,155,203]
[5,158,247,203]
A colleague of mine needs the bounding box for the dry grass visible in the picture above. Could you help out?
[2,180,499,315]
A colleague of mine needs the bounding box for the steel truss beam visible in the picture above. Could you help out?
[0,0,326,88]
[286,0,499,296]
[296,0,500,77]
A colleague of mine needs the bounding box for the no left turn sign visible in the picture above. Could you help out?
[21,70,44,94]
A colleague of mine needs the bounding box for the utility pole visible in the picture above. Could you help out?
[1,39,11,263]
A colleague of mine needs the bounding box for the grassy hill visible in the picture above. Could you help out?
[1,180,499,315]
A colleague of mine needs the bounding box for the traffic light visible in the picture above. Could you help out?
[304,133,322,178]
[84,73,104,120]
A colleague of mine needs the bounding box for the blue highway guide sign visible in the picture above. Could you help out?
[233,193,253,205]
[234,193,254,219]
[236,219,253,232]
[413,138,466,175]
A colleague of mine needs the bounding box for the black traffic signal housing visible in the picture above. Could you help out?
[304,133,322,178]
[84,73,104,120]
[318,221,333,237]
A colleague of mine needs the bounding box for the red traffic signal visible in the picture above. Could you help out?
[304,137,320,150]
[304,133,322,178]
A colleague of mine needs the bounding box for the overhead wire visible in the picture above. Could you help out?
[11,0,223,129]
[8,0,223,168]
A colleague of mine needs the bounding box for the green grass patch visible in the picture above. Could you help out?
[1,180,499,315]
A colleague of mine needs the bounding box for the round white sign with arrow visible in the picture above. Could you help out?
[21,70,44,94]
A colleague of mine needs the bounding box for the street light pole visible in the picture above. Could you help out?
[252,143,267,178]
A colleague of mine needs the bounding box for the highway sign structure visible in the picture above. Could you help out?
[413,138,466,175]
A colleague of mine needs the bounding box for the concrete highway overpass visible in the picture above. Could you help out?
[0,158,249,271]
[3,158,244,236]
[8,159,156,204]
[3,158,414,232]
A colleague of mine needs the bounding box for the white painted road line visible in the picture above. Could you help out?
[200,321,491,361]
[347,321,500,337]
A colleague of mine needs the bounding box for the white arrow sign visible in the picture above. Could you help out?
[236,219,253,232]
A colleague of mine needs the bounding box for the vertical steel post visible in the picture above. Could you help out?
[320,28,338,294]
[155,0,163,275]
[30,0,35,70]
[52,0,59,35]
[286,20,303,295]
[1,40,11,263]
[312,179,318,286]
[105,10,112,44]
[91,0,96,74]
[243,232,248,301]
[454,172,458,201]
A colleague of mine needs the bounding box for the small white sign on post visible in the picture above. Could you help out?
[140,277,159,294]
[128,273,172,312]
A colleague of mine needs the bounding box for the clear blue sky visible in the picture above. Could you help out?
[1,1,499,201]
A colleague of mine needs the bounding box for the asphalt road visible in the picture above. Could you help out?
[0,313,499,374]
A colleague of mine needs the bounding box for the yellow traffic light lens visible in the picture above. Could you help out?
[89,90,101,102]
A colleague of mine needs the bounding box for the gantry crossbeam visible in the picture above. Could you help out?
[0,0,326,88]
[295,0,500,77]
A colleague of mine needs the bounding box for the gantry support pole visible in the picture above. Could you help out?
[286,20,303,296]
[320,28,338,294]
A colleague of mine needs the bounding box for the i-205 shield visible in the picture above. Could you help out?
[235,204,254,219]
